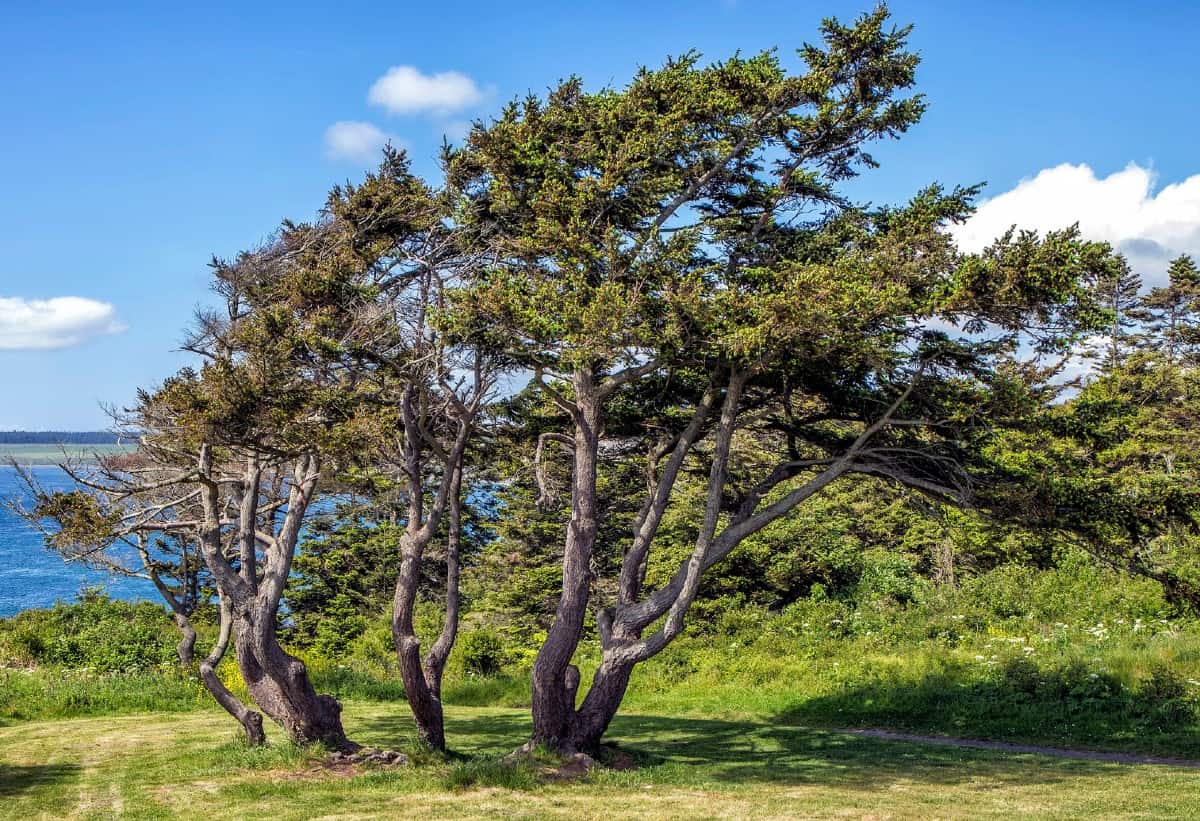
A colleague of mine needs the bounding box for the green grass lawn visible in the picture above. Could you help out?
[3,703,1200,820]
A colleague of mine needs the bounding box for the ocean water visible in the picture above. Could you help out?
[0,466,154,617]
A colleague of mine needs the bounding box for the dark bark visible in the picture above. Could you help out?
[568,657,634,752]
[423,463,464,702]
[550,377,933,753]
[552,375,744,753]
[392,547,446,750]
[195,446,354,750]
[389,340,482,751]
[392,456,468,751]
[198,596,265,745]
[233,607,351,749]
[529,372,602,750]
[390,383,444,747]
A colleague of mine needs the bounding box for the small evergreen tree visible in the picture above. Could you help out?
[1132,254,1200,364]
[1088,257,1142,371]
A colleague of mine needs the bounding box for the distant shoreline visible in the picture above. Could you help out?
[0,444,134,467]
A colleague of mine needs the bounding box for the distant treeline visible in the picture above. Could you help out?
[0,431,123,444]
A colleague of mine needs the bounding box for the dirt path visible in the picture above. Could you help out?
[840,727,1200,768]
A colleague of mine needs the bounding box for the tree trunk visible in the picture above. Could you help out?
[529,375,602,751]
[198,597,265,746]
[541,372,748,753]
[423,463,465,704]
[193,447,350,749]
[171,612,197,669]
[569,657,635,752]
[233,606,352,750]
[392,543,447,751]
[392,450,468,752]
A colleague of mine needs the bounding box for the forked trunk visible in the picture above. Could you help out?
[391,466,465,751]
[568,658,635,752]
[195,448,352,749]
[389,353,478,750]
[531,373,746,754]
[422,471,463,701]
[197,597,265,745]
[529,378,602,750]
[233,607,352,750]
[392,548,447,751]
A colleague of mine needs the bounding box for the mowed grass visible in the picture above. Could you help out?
[3,703,1200,820]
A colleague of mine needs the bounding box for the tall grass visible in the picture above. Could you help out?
[5,554,1200,756]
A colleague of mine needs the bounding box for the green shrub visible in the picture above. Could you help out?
[458,629,507,677]
[1000,656,1042,696]
[0,592,181,673]
[1139,663,1189,704]
[854,550,925,605]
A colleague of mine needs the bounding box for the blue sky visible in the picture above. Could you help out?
[2,0,1199,429]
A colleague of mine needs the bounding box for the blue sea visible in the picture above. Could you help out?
[0,466,155,617]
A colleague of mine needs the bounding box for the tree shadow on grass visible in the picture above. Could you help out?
[602,712,1123,791]
[352,706,1125,791]
[351,708,532,757]
[0,762,80,799]
[772,672,1200,761]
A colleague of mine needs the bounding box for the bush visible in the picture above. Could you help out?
[1139,663,1189,704]
[458,629,507,677]
[0,592,181,673]
[854,550,926,605]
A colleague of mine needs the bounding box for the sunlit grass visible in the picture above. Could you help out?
[3,703,1200,820]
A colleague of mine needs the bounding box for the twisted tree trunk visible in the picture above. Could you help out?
[424,465,463,697]
[392,547,446,750]
[551,375,925,753]
[198,595,266,745]
[196,447,355,750]
[392,418,470,751]
[171,612,198,669]
[528,373,602,751]
[232,607,349,749]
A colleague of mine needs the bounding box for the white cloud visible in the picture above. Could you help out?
[324,121,396,162]
[952,163,1200,288]
[441,120,472,142]
[367,66,483,116]
[0,296,126,350]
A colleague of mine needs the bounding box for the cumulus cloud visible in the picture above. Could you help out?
[0,296,126,350]
[367,66,483,115]
[441,120,472,142]
[952,163,1200,287]
[323,120,396,162]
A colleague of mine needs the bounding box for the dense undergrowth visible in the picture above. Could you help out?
[4,552,1200,757]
